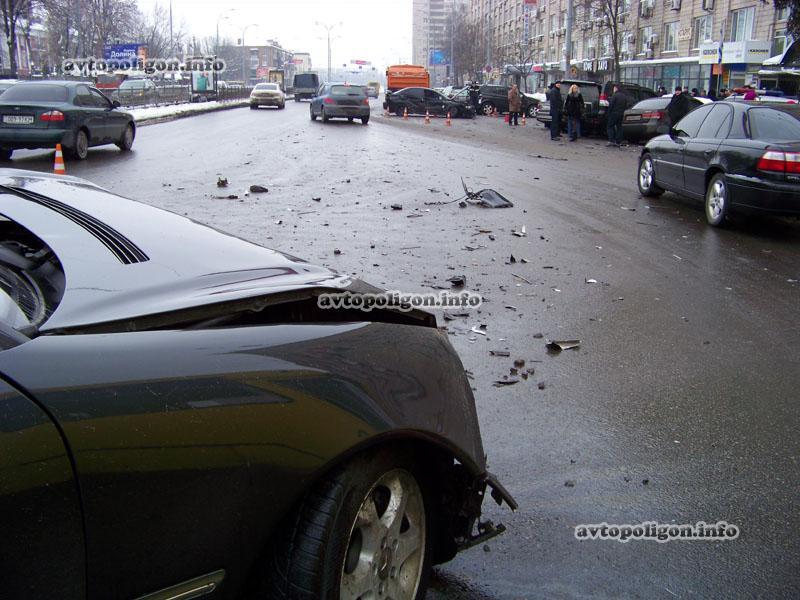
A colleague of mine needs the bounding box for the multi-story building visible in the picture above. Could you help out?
[469,0,792,94]
[413,0,468,85]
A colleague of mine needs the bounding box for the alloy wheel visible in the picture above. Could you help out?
[639,157,654,191]
[340,469,426,600]
[706,177,726,224]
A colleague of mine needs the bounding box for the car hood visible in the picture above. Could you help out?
[0,170,366,333]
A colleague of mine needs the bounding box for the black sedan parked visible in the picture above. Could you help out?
[0,82,134,160]
[384,87,476,118]
[310,83,370,124]
[637,102,800,226]
[623,95,706,142]
[0,169,514,600]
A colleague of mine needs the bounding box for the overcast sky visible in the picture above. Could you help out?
[137,0,413,69]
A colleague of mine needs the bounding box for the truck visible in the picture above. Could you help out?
[385,64,430,93]
[293,72,320,101]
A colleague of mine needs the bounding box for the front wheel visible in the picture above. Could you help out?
[705,173,730,227]
[395,106,405,117]
[264,449,432,600]
[361,116,369,125]
[637,154,663,197]
[481,101,495,115]
[321,108,329,123]
[310,105,317,121]
[526,104,539,118]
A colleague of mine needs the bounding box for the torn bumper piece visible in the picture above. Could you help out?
[456,471,518,552]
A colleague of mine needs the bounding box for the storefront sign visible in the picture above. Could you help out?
[722,41,772,64]
[699,42,720,64]
[582,60,595,71]
[597,58,610,71]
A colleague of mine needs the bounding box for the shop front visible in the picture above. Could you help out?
[699,40,772,91]
[619,57,711,93]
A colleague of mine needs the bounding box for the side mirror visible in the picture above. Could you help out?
[112,100,121,108]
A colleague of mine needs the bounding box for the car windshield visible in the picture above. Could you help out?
[748,108,800,140]
[331,85,364,96]
[255,84,278,90]
[1,84,69,102]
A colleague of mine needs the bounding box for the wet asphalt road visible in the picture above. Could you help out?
[8,100,800,599]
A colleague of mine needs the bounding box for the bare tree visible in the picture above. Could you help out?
[580,0,632,82]
[1,0,36,75]
[451,4,485,82]
[773,0,799,39]
[494,38,537,91]
[132,2,186,58]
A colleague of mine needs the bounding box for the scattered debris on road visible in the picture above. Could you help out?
[490,350,511,357]
[546,340,581,352]
[493,378,519,387]
[216,177,228,188]
[512,225,527,237]
[249,185,268,193]
[391,203,403,210]
[471,324,488,336]
[448,275,467,287]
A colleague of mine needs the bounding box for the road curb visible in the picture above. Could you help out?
[134,100,249,127]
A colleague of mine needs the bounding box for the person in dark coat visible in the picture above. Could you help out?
[666,86,690,127]
[564,83,584,141]
[468,82,481,114]
[548,82,563,140]
[606,84,626,147]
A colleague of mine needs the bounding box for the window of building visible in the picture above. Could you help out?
[639,25,652,54]
[587,36,597,59]
[692,15,714,49]
[550,14,558,32]
[601,33,610,56]
[776,6,789,21]
[773,28,792,56]
[663,21,678,52]
[729,6,755,42]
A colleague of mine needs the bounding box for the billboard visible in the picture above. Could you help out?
[428,49,449,66]
[191,70,216,94]
[103,44,147,61]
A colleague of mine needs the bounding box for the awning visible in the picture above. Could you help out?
[763,40,796,66]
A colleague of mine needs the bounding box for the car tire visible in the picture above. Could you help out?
[70,130,89,160]
[321,108,329,123]
[347,117,354,122]
[0,147,12,161]
[310,105,317,120]
[637,153,663,197]
[263,448,433,600]
[361,116,369,125]
[250,104,257,110]
[116,123,135,151]
[481,101,495,115]
[279,103,285,109]
[526,104,538,118]
[395,106,405,117]
[705,172,730,227]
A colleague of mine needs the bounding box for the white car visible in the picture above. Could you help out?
[249,83,285,109]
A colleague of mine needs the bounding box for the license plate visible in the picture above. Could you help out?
[625,115,640,122]
[3,115,34,125]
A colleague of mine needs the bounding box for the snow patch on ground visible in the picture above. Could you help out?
[129,100,246,123]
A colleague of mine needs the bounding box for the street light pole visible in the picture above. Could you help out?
[216,9,236,54]
[315,22,341,81]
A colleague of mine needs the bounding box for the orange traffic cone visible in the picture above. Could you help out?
[424,110,431,124]
[446,112,452,126]
[521,113,527,126]
[53,144,65,175]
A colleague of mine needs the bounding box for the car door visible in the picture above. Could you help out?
[682,104,733,197]
[74,84,106,145]
[424,88,446,116]
[653,104,713,192]
[0,374,85,599]
[90,87,124,142]
[405,88,425,115]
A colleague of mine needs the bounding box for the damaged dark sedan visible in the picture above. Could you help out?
[0,169,515,600]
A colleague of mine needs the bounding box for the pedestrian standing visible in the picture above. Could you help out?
[606,84,626,147]
[508,84,521,126]
[469,82,481,115]
[743,87,757,100]
[564,84,584,141]
[666,86,690,127]
[548,82,563,140]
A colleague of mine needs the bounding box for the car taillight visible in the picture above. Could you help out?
[641,111,664,119]
[323,97,334,104]
[599,93,608,107]
[757,150,800,174]
[362,98,369,105]
[40,110,65,122]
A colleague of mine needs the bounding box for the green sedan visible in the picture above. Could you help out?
[0,81,135,160]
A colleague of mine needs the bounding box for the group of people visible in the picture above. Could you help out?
[546,82,586,142]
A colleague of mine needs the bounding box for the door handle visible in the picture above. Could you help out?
[703,149,713,155]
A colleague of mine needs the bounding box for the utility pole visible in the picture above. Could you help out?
[169,0,173,56]
[315,22,340,82]
[563,0,574,75]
